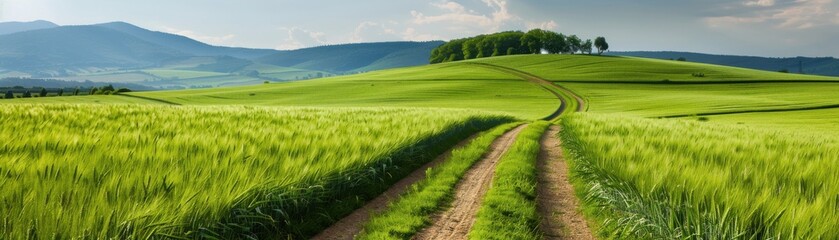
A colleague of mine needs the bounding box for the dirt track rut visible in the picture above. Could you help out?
[411,124,527,240]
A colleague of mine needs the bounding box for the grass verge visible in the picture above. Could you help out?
[469,121,551,240]
[358,122,522,239]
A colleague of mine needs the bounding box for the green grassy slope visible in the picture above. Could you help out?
[475,55,839,82]
[128,62,560,119]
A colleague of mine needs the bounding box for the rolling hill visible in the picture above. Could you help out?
[257,41,443,73]
[612,51,839,77]
[0,20,58,35]
[0,21,443,87]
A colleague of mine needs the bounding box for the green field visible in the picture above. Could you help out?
[561,114,839,239]
[475,55,839,82]
[3,53,839,239]
[561,82,839,117]
[126,63,560,120]
[143,69,228,79]
[0,104,510,239]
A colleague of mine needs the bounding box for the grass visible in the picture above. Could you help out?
[560,113,839,239]
[359,122,521,239]
[701,108,839,135]
[561,82,839,117]
[474,55,839,82]
[127,62,561,120]
[0,104,512,239]
[10,61,561,120]
[469,121,551,240]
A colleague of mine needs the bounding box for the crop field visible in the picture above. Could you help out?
[704,108,839,135]
[0,104,512,239]
[560,82,839,117]
[143,69,227,79]
[560,113,839,239]
[4,52,839,239]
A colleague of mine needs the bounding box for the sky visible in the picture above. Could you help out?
[1,0,837,57]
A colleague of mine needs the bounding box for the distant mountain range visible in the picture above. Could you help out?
[611,51,839,77]
[0,20,443,83]
[0,20,58,35]
[2,20,837,89]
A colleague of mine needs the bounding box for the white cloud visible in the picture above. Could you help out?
[276,26,326,50]
[350,21,398,42]
[160,26,235,45]
[402,27,442,41]
[410,0,516,31]
[772,0,833,29]
[744,0,775,7]
[706,0,837,29]
[526,20,558,30]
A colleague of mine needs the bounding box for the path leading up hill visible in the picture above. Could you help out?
[412,124,527,240]
[466,62,587,116]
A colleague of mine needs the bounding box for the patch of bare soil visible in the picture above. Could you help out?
[537,125,595,240]
[411,124,527,240]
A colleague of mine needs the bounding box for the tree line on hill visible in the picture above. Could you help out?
[2,84,131,99]
[430,29,609,64]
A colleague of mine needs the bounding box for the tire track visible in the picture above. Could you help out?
[412,124,527,240]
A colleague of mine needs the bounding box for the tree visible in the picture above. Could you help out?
[581,39,593,55]
[4,90,13,99]
[89,87,99,95]
[57,88,64,96]
[520,29,545,54]
[39,88,47,97]
[22,90,32,98]
[594,36,609,55]
[73,87,80,96]
[541,31,566,54]
[566,35,582,54]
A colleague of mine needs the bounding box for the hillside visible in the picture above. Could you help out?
[257,41,443,73]
[473,54,839,82]
[0,21,442,87]
[95,22,278,59]
[0,20,58,35]
[613,51,839,77]
[0,25,187,72]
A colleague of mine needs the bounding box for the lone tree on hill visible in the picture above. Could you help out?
[594,37,609,55]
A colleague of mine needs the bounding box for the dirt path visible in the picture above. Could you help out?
[412,124,527,240]
[311,133,482,240]
[537,125,595,240]
[466,62,586,116]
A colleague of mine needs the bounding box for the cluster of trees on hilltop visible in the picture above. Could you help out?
[430,29,609,64]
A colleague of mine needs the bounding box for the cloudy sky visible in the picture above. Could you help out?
[1,0,837,57]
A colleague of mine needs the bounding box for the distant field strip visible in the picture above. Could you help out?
[561,82,839,117]
[561,113,839,239]
[0,104,512,239]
